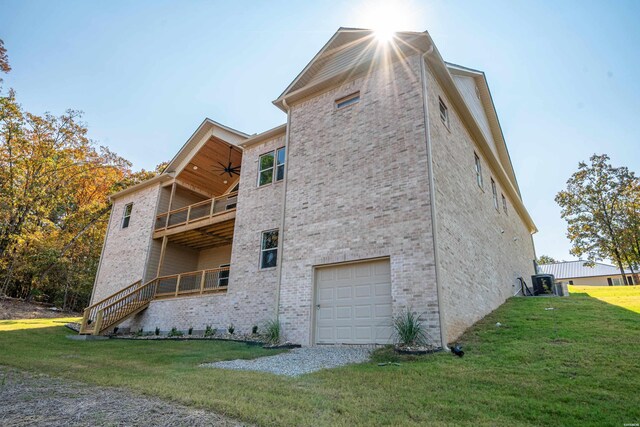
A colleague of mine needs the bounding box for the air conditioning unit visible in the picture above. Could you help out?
[530,274,556,296]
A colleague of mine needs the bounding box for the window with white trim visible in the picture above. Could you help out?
[260,230,279,269]
[491,178,499,211]
[122,203,133,228]
[501,193,508,214]
[439,96,449,127]
[474,152,483,188]
[258,147,286,186]
[335,92,360,109]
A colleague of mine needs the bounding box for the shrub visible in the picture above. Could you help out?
[188,327,193,336]
[113,327,119,335]
[135,328,144,337]
[227,324,235,335]
[168,327,183,337]
[393,309,426,346]
[155,327,160,336]
[252,325,258,335]
[264,319,281,345]
[204,325,216,337]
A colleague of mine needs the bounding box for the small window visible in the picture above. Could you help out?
[439,96,449,127]
[260,230,279,269]
[276,147,286,181]
[501,194,508,214]
[258,152,274,186]
[258,147,286,187]
[474,153,483,188]
[122,203,133,228]
[569,280,574,285]
[335,92,360,109]
[218,264,230,287]
[607,277,613,286]
[491,178,499,211]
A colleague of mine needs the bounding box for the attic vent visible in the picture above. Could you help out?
[335,92,360,109]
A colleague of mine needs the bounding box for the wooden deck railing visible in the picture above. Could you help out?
[79,280,143,334]
[154,192,238,231]
[153,267,229,298]
[80,267,230,335]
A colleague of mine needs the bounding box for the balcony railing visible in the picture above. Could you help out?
[155,192,237,231]
[153,267,229,298]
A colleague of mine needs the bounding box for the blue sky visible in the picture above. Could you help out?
[2,0,639,262]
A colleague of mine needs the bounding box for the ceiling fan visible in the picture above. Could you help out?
[211,145,241,177]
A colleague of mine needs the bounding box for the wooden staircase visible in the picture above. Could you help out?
[79,279,158,335]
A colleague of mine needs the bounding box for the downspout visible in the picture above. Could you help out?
[274,99,292,321]
[419,47,449,350]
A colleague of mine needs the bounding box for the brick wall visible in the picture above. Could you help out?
[278,54,441,346]
[92,184,161,303]
[426,64,536,341]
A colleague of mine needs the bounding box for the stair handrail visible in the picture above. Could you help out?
[94,279,159,334]
[80,280,142,333]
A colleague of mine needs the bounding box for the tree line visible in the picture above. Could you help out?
[0,40,158,311]
[555,154,640,283]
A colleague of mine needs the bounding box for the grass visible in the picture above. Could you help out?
[0,287,638,426]
[569,284,640,313]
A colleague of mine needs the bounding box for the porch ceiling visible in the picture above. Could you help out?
[176,136,242,197]
[165,218,235,249]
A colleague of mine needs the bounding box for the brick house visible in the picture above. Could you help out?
[81,28,537,347]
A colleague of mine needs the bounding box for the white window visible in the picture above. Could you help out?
[260,230,279,269]
[502,194,508,214]
[474,152,483,188]
[335,92,360,109]
[491,178,499,211]
[218,264,230,287]
[122,203,133,228]
[258,147,286,187]
[439,96,449,127]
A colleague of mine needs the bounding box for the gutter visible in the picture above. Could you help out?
[420,47,449,351]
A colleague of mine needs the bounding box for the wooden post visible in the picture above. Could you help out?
[94,311,104,335]
[186,205,192,224]
[175,274,181,297]
[80,308,90,334]
[165,182,176,228]
[156,236,168,278]
[199,270,206,294]
[209,196,215,217]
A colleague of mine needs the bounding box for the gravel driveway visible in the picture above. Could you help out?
[0,366,248,427]
[202,346,372,376]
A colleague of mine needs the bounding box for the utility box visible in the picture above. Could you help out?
[531,274,556,296]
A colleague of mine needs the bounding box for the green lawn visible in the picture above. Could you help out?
[0,288,639,426]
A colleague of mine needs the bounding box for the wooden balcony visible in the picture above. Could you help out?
[153,192,237,248]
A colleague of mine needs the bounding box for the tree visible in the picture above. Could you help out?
[536,255,557,265]
[555,154,639,284]
[0,43,158,309]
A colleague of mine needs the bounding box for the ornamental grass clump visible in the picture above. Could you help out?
[263,319,281,345]
[393,310,426,347]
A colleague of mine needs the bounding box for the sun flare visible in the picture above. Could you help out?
[356,0,422,41]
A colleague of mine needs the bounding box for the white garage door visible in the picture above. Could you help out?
[315,258,393,345]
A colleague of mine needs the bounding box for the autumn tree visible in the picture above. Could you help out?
[555,154,639,284]
[0,43,158,309]
[536,255,558,265]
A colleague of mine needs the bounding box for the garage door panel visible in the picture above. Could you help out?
[315,259,392,345]
[336,286,352,299]
[354,304,372,319]
[374,283,391,296]
[374,303,392,318]
[336,305,352,319]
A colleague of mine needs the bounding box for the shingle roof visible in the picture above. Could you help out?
[539,261,632,279]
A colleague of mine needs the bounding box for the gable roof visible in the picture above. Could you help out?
[163,118,249,176]
[539,261,632,279]
[273,27,536,233]
[110,118,248,200]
